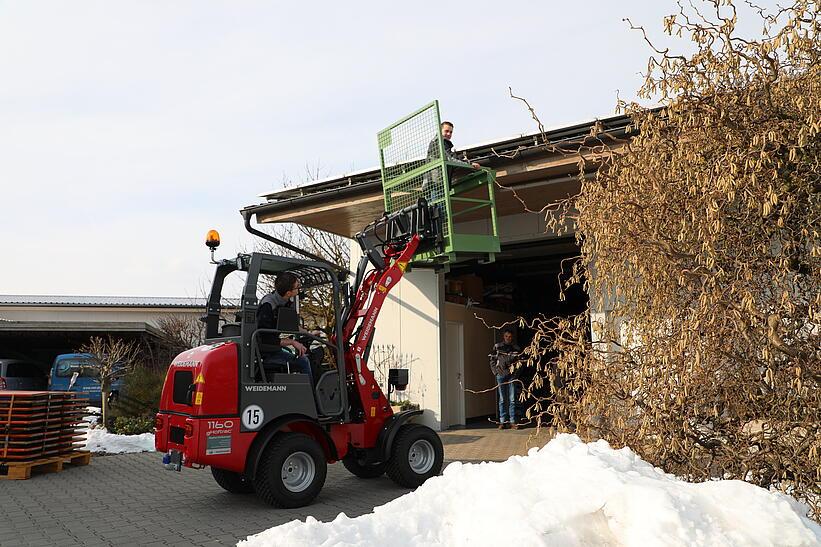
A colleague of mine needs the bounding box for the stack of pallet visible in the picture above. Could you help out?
[0,391,91,480]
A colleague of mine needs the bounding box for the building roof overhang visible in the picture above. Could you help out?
[0,320,164,338]
[0,295,238,310]
[242,114,633,238]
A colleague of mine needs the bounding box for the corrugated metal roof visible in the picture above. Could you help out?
[0,295,211,308]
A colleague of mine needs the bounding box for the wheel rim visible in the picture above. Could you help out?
[281,451,316,493]
[408,439,435,474]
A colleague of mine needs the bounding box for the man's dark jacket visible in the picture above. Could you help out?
[427,137,469,164]
[257,292,292,347]
[490,341,521,376]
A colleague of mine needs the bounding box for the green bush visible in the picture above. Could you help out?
[124,365,166,406]
[111,415,155,435]
[390,400,419,411]
[111,365,166,418]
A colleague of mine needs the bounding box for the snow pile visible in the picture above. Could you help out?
[82,406,101,425]
[82,427,155,454]
[240,434,820,547]
[79,407,155,454]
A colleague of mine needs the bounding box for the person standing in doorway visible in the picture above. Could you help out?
[489,328,521,429]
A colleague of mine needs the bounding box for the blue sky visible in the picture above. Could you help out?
[0,1,778,296]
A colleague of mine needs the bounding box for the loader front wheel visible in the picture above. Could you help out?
[211,467,255,494]
[386,424,443,488]
[342,453,387,479]
[253,433,327,508]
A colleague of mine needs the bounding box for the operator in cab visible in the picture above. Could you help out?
[257,272,314,386]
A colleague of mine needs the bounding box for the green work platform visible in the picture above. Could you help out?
[377,101,500,265]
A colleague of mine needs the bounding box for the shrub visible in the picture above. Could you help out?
[110,416,155,435]
[520,1,820,520]
[111,365,166,418]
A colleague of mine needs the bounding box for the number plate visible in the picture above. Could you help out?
[242,405,264,430]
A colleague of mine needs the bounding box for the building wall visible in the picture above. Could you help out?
[454,209,574,244]
[346,207,583,430]
[349,240,445,430]
[444,303,515,420]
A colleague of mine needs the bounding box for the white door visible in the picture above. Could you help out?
[444,321,465,428]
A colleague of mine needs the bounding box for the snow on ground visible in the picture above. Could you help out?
[79,406,155,454]
[82,427,155,454]
[82,406,101,425]
[240,434,821,547]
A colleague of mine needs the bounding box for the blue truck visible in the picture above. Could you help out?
[49,353,125,405]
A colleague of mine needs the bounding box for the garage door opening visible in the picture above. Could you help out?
[441,237,588,428]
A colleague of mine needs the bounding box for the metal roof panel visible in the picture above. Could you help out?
[0,295,211,308]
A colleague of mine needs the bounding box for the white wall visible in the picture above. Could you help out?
[349,239,445,430]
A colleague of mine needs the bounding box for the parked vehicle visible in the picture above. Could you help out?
[49,353,124,405]
[0,358,48,390]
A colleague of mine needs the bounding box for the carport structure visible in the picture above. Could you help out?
[0,296,218,373]
[243,114,632,430]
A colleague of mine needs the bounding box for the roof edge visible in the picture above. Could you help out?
[243,112,634,220]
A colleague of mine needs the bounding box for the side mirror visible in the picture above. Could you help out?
[68,371,80,390]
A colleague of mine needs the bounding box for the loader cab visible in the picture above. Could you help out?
[202,252,349,427]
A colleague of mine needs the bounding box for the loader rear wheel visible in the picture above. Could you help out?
[342,453,387,479]
[211,467,255,494]
[386,424,443,488]
[253,433,327,508]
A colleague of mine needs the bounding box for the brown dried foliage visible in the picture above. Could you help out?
[255,167,350,333]
[521,0,820,517]
[78,335,140,430]
[256,222,349,333]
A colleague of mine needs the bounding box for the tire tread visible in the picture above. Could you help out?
[253,432,327,508]
[211,467,255,494]
[385,424,443,488]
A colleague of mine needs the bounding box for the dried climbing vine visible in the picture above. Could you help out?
[520,0,820,518]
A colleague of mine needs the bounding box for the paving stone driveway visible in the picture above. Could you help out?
[0,424,552,547]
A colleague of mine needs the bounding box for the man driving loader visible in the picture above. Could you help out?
[257,272,314,386]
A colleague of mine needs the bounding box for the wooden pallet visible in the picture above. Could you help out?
[0,450,91,480]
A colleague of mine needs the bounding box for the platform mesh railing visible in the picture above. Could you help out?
[378,102,450,242]
[377,101,500,264]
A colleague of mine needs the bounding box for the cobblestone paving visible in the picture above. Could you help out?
[0,423,553,546]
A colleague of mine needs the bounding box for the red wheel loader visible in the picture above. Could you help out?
[155,199,445,507]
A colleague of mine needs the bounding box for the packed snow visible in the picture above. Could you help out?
[82,406,101,425]
[239,434,821,547]
[82,427,155,454]
[79,406,155,454]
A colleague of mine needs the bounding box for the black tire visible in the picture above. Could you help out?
[211,467,255,494]
[386,424,444,488]
[342,453,387,479]
[253,433,327,508]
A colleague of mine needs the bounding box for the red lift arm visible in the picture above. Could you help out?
[335,199,441,442]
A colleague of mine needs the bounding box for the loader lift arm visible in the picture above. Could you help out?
[337,198,441,426]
